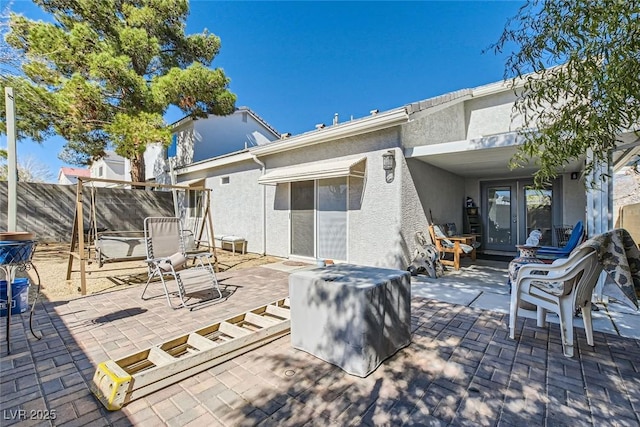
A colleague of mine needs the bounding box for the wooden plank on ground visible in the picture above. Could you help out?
[91,298,290,411]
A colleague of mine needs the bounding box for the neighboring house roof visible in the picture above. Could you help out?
[238,106,281,139]
[96,152,125,165]
[169,107,281,139]
[59,167,90,178]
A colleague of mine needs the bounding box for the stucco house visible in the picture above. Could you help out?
[144,107,281,183]
[88,151,128,187]
[172,79,639,269]
[57,167,90,185]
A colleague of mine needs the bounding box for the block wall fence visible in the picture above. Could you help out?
[0,182,174,242]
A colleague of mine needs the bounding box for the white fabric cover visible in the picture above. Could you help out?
[159,252,187,272]
[289,264,411,377]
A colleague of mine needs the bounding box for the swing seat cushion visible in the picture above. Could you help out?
[95,232,147,261]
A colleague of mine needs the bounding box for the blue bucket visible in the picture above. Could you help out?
[0,278,30,317]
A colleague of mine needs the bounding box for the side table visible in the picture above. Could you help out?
[0,236,42,354]
[508,245,546,310]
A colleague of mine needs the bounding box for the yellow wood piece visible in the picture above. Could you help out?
[91,361,133,411]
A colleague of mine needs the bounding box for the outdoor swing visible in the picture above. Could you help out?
[65,177,218,295]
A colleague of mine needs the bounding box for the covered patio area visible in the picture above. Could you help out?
[1,261,639,426]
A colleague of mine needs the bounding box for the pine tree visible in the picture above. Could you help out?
[0,0,236,182]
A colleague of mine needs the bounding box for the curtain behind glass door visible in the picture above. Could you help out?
[524,186,553,246]
[485,185,515,251]
[317,178,347,260]
[290,181,314,257]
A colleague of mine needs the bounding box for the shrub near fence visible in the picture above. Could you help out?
[0,182,174,242]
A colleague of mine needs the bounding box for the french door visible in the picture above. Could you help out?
[483,183,517,252]
[481,179,561,252]
[290,178,347,261]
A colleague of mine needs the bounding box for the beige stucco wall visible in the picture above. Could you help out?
[402,104,466,148]
[347,147,404,269]
[464,91,522,139]
[261,128,407,268]
[406,159,466,233]
[181,160,264,254]
[398,155,432,266]
[561,173,586,226]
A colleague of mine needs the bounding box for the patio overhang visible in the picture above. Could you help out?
[405,132,583,178]
[257,157,367,185]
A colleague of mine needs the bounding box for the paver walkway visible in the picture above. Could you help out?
[1,265,639,426]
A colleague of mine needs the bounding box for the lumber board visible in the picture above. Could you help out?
[219,321,252,338]
[129,317,289,390]
[148,347,175,367]
[128,328,290,403]
[92,298,290,410]
[265,304,291,319]
[187,333,218,350]
[131,319,290,391]
[245,312,278,328]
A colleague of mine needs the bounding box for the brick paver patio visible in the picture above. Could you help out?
[1,265,639,426]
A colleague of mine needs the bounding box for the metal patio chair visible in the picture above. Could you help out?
[141,217,222,310]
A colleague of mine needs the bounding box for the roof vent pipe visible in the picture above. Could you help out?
[333,113,338,125]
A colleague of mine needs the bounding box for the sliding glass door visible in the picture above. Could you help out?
[290,178,347,261]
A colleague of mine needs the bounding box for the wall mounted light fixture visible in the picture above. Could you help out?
[382,150,395,171]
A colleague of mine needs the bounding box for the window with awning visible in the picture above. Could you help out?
[257,157,366,185]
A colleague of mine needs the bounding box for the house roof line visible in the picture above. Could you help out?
[250,107,409,157]
[405,89,474,114]
[175,149,254,175]
[248,77,528,157]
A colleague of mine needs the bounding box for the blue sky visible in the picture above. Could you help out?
[2,0,524,181]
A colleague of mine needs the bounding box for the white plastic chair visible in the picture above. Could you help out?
[141,217,222,310]
[509,246,603,357]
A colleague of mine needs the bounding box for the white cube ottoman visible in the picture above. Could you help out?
[289,264,411,377]
[214,235,246,255]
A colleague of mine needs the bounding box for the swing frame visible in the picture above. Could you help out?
[65,177,218,295]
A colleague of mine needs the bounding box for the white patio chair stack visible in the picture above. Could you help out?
[141,217,222,310]
[509,246,603,357]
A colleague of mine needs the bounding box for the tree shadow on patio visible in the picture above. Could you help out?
[91,307,148,324]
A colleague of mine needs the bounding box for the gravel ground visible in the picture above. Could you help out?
[15,243,283,302]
